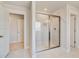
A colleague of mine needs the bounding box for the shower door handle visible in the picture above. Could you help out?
[54,28,56,30]
[49,31,50,48]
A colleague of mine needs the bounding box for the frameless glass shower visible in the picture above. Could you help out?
[35,13,60,52]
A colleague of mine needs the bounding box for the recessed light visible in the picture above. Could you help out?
[44,8,48,11]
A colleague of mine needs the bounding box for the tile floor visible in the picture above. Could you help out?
[6,49,31,58]
[6,47,79,58]
[7,42,31,58]
[36,47,79,58]
[10,42,24,51]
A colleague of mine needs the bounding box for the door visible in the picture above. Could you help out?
[50,16,60,48]
[35,13,60,52]
[70,15,76,48]
[17,18,24,43]
[0,4,9,57]
[36,14,49,52]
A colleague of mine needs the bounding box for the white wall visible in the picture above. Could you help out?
[0,3,9,57]
[25,7,31,49]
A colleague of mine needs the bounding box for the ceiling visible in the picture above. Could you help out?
[36,1,79,13]
[36,1,66,13]
[68,1,79,8]
[2,1,79,12]
[3,1,31,8]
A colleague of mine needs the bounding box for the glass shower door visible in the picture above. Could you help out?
[35,13,60,52]
[35,14,49,52]
[50,16,60,48]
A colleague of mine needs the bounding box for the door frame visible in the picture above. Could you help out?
[70,14,76,48]
[8,9,27,49]
[36,12,61,52]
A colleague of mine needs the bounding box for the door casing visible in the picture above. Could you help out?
[70,14,76,48]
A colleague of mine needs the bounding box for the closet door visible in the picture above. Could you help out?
[50,16,60,48]
[35,14,49,52]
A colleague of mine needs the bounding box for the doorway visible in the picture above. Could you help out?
[9,13,24,51]
[35,13,60,52]
[70,14,76,49]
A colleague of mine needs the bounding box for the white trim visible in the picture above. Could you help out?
[32,1,36,57]
[5,4,29,49]
[8,10,26,49]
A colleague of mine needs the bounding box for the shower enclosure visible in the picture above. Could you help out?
[35,13,60,52]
